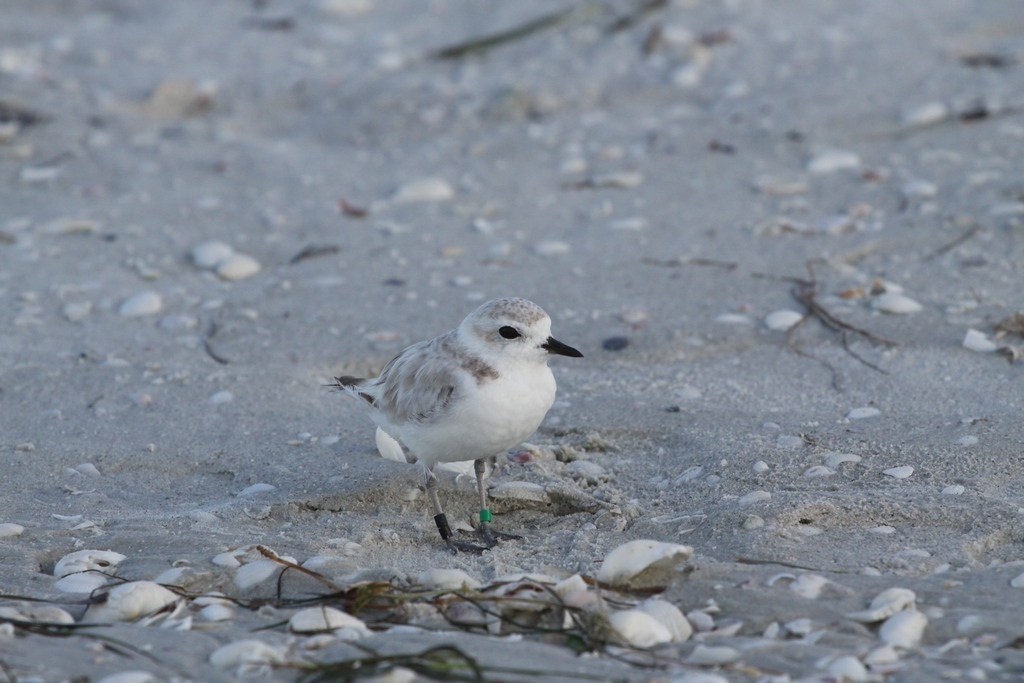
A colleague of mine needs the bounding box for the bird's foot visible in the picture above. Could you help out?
[445,537,490,554]
[458,522,522,549]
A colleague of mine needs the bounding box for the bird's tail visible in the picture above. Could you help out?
[330,375,375,406]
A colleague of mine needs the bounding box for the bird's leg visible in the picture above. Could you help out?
[425,468,486,554]
[473,458,522,546]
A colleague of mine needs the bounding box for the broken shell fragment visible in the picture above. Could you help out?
[636,599,692,642]
[764,309,804,331]
[963,329,999,353]
[608,609,673,648]
[416,568,482,591]
[596,540,693,590]
[288,606,368,636]
[846,587,916,622]
[871,293,923,314]
[83,581,181,623]
[209,639,286,676]
[879,609,927,648]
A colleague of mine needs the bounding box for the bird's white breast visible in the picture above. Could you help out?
[399,362,557,467]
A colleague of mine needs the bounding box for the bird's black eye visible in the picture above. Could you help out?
[499,326,521,340]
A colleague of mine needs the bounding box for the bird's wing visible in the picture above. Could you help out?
[366,334,463,426]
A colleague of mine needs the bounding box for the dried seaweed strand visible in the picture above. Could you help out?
[432,6,577,59]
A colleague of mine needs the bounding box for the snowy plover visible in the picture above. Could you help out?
[334,298,582,553]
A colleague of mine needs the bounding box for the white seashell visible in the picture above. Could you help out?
[762,621,781,639]
[884,466,914,479]
[209,639,286,674]
[593,171,644,189]
[871,293,923,315]
[489,481,550,504]
[686,610,715,632]
[288,606,368,635]
[55,572,110,593]
[902,179,938,199]
[63,301,93,322]
[208,390,234,404]
[902,102,948,127]
[752,460,769,473]
[375,427,407,462]
[941,485,965,495]
[118,291,163,317]
[194,592,232,607]
[686,644,741,665]
[0,523,25,538]
[233,558,286,590]
[215,253,261,281]
[152,567,192,585]
[236,483,277,497]
[963,329,999,353]
[738,490,771,505]
[764,309,804,331]
[0,604,75,624]
[596,540,693,589]
[553,574,588,598]
[417,568,481,591]
[95,672,157,683]
[212,552,242,568]
[84,581,180,623]
[75,463,101,477]
[200,604,235,622]
[391,177,455,203]
[534,240,571,256]
[879,609,927,648]
[827,655,870,681]
[807,150,860,174]
[864,643,900,665]
[824,452,862,468]
[790,574,829,599]
[847,407,881,420]
[742,514,764,530]
[608,217,647,231]
[776,434,805,449]
[1010,572,1024,588]
[871,525,897,534]
[803,465,833,478]
[846,587,916,622]
[670,674,730,683]
[190,241,235,269]
[607,609,672,648]
[958,435,979,446]
[784,617,814,636]
[636,599,692,642]
[54,549,126,579]
[715,313,753,325]
[753,174,809,196]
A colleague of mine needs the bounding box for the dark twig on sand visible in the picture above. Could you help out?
[925,221,981,260]
[432,7,577,60]
[754,267,897,388]
[204,316,230,365]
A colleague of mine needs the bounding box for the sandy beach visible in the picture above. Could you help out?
[2,1,1024,681]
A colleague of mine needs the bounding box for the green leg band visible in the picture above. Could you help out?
[479,509,492,523]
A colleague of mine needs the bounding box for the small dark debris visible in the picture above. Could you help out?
[244,16,295,31]
[290,244,341,265]
[602,336,629,352]
[664,405,681,413]
[338,199,368,218]
[958,256,987,268]
[708,140,736,154]
[0,100,48,127]
[785,130,805,142]
[382,278,406,287]
[0,231,15,245]
[698,29,733,47]
[995,312,1024,337]
[959,101,992,122]
[960,53,1016,69]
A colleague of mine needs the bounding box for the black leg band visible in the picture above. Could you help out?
[434,513,453,540]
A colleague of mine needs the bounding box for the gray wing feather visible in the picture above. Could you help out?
[365,334,462,426]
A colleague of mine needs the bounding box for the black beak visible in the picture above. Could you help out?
[542,336,583,358]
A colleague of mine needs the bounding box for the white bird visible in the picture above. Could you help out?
[334,298,582,553]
